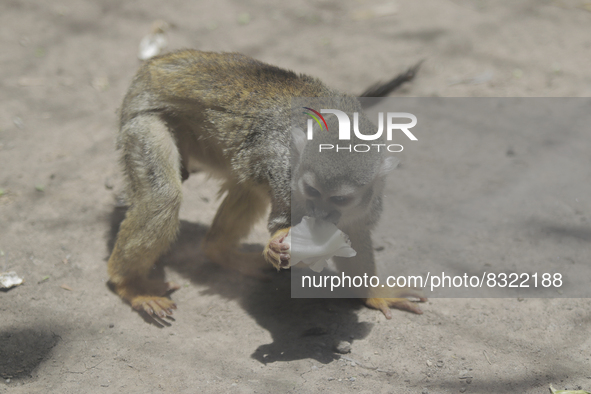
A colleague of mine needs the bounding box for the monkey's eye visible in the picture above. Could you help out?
[330,196,353,206]
[304,184,321,198]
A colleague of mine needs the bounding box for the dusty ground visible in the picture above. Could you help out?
[1,0,591,393]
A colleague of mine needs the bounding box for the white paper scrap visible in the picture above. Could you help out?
[287,217,356,272]
[0,271,24,289]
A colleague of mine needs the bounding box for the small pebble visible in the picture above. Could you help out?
[335,340,352,354]
[459,388,466,393]
[349,377,356,382]
[426,360,433,367]
[109,323,114,328]
[437,360,444,367]
[422,390,429,394]
[466,378,472,384]
[327,377,335,381]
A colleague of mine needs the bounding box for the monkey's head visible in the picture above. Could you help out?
[291,98,398,227]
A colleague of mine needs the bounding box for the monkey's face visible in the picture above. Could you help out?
[296,169,379,226]
[290,100,397,228]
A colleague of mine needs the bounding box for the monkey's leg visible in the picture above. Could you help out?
[108,114,182,318]
[333,226,426,319]
[204,183,270,276]
[263,177,292,270]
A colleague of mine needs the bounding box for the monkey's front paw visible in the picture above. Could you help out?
[131,295,177,318]
[264,228,291,270]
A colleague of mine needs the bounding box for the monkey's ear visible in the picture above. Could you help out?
[291,127,307,157]
[379,156,400,176]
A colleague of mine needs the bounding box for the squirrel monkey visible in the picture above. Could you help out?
[107,50,424,319]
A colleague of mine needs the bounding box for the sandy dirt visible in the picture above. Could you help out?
[1,1,591,393]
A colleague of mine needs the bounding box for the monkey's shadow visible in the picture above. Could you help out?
[107,206,372,364]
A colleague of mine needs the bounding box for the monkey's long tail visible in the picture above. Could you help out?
[359,60,423,99]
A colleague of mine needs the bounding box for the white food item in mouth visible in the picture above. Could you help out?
[286,216,356,272]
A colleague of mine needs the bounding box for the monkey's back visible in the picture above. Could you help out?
[151,50,330,105]
[119,50,338,187]
[123,49,334,126]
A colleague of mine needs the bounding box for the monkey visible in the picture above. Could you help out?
[107,49,425,320]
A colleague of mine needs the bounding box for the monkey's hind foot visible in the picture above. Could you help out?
[112,279,180,319]
[365,297,426,319]
[264,227,291,270]
[366,286,427,319]
[131,294,178,318]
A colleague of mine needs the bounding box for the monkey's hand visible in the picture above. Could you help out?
[365,286,427,319]
[263,227,291,270]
